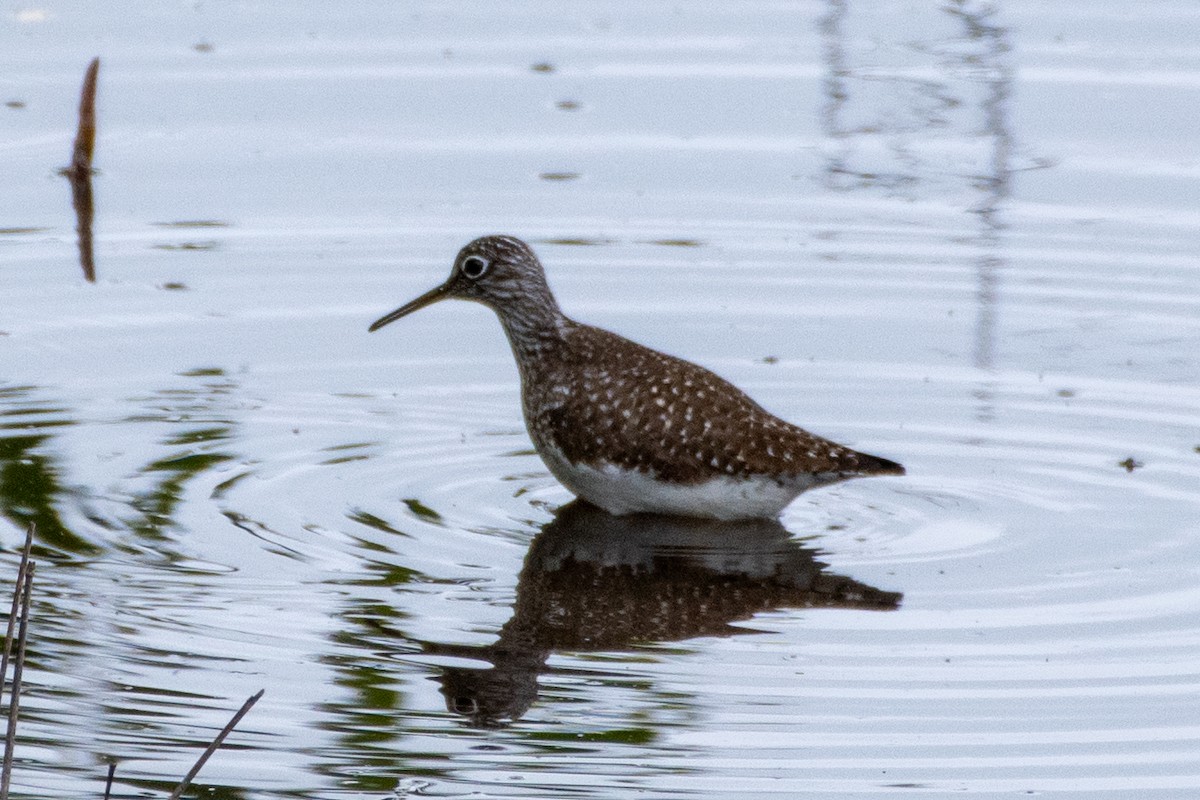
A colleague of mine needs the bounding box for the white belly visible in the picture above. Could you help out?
[538,444,815,520]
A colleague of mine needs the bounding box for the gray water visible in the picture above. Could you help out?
[2,2,1199,797]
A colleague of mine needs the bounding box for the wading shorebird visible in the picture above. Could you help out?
[369,235,903,520]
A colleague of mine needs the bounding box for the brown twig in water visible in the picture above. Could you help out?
[72,57,100,174]
[62,57,100,282]
[102,761,116,800]
[0,560,35,800]
[167,689,264,800]
[0,525,35,800]
[0,525,34,694]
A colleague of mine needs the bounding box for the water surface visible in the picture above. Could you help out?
[2,2,1199,797]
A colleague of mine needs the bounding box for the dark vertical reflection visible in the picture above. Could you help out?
[817,1,1014,418]
[948,1,1013,421]
[818,0,851,191]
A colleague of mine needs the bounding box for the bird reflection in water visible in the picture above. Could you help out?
[421,501,901,727]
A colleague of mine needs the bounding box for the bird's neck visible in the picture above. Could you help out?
[491,289,572,366]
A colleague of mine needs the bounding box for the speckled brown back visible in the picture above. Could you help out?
[518,322,904,485]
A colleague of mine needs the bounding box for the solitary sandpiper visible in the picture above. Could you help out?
[370,235,903,520]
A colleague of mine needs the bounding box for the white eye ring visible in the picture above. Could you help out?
[461,255,490,279]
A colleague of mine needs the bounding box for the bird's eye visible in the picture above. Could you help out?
[461,255,490,279]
